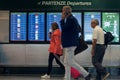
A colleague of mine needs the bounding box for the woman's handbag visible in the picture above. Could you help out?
[74,35,88,55]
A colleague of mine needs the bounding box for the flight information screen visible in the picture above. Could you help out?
[84,12,101,42]
[46,12,61,41]
[102,12,119,42]
[28,12,45,41]
[73,12,82,26]
[10,12,27,41]
[46,12,81,41]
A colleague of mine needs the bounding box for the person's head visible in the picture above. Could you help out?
[51,22,59,31]
[62,6,72,17]
[91,19,99,28]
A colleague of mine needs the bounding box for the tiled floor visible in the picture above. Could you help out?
[0,75,120,80]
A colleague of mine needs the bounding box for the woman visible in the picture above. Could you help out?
[41,22,65,78]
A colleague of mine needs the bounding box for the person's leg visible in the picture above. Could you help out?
[99,46,105,64]
[92,56,102,80]
[96,70,102,80]
[47,53,55,75]
[92,45,103,80]
[99,46,110,80]
[63,48,71,80]
[64,47,90,79]
[41,53,54,78]
[92,45,109,80]
[54,54,65,72]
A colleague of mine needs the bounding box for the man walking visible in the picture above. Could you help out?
[91,19,110,80]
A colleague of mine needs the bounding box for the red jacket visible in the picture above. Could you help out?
[49,29,62,55]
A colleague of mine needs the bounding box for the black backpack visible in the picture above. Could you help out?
[104,30,115,47]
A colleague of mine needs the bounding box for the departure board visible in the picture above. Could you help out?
[46,12,61,41]
[73,13,82,37]
[102,12,119,42]
[28,12,45,41]
[10,12,27,41]
[84,12,101,42]
[46,12,81,41]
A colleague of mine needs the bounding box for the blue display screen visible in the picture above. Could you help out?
[46,12,81,41]
[84,12,101,42]
[10,12,27,41]
[73,12,82,26]
[28,13,45,41]
[46,12,61,41]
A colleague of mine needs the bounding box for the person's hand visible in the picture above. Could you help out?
[61,12,66,19]
[48,32,51,39]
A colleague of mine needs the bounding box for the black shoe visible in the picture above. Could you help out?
[102,72,110,80]
[94,78,101,80]
[95,75,101,80]
[85,74,91,80]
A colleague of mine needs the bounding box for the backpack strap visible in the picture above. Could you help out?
[103,29,107,32]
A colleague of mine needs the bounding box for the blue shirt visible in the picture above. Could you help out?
[60,14,80,48]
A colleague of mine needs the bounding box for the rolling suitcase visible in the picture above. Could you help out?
[54,54,81,79]
[71,67,81,79]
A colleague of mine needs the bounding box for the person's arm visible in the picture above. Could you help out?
[91,39,97,56]
[60,16,78,31]
[60,11,66,28]
[91,29,97,56]
[53,33,62,56]
[53,35,60,54]
[48,32,52,39]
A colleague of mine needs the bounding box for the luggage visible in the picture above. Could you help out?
[54,54,81,79]
[74,35,88,55]
[71,67,81,79]
[104,29,114,47]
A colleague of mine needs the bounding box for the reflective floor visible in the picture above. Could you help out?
[0,75,120,80]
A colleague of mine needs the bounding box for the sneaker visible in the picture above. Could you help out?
[102,72,110,80]
[41,74,50,78]
[85,74,91,80]
[63,75,66,80]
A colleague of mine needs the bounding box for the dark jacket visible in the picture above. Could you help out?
[60,14,79,48]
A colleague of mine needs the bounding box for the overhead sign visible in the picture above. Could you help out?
[38,1,92,6]
[0,0,120,10]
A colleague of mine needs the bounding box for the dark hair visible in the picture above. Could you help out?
[51,22,59,30]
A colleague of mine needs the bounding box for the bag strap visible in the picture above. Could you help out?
[103,29,108,48]
[77,25,83,37]
[103,29,107,32]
